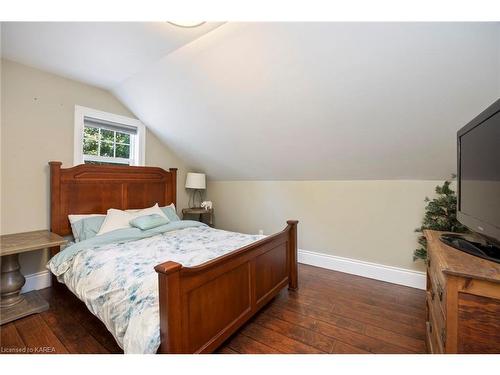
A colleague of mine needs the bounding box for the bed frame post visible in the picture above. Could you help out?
[287,220,299,291]
[169,168,177,208]
[154,261,184,353]
[49,161,62,258]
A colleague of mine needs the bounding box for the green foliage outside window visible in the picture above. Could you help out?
[116,144,130,158]
[83,126,131,160]
[116,132,130,144]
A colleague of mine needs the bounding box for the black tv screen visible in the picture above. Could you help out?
[458,100,500,244]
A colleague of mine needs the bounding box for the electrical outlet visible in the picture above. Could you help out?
[258,229,264,235]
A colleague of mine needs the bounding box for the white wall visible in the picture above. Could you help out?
[208,180,443,272]
[115,22,500,181]
[0,59,189,275]
[113,22,500,279]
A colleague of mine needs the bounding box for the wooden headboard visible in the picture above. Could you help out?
[49,161,177,237]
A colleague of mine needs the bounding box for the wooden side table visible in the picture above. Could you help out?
[0,230,66,325]
[182,208,214,227]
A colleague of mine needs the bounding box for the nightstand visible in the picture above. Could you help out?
[0,230,66,325]
[182,208,214,227]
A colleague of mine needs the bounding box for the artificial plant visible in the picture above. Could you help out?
[413,176,468,261]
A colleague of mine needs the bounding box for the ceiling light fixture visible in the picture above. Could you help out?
[167,21,206,28]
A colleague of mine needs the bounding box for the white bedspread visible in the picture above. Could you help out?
[47,225,264,353]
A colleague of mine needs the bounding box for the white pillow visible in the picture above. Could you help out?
[126,203,176,214]
[97,203,168,236]
[68,214,105,223]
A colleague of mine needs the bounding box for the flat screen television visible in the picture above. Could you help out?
[441,99,500,263]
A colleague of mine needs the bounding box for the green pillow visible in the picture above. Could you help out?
[161,205,181,222]
[71,216,106,242]
[130,214,169,230]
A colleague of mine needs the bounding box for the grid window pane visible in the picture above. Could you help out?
[115,144,130,158]
[85,160,130,166]
[116,132,130,144]
[84,126,99,140]
[101,129,114,142]
[82,121,136,164]
[83,139,98,155]
[100,141,114,157]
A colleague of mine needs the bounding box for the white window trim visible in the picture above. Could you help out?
[74,105,146,166]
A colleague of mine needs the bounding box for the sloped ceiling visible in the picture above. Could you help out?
[3,22,500,180]
[1,22,222,88]
[113,22,500,180]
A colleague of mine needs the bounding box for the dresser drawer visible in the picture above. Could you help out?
[426,322,442,354]
[426,298,445,353]
[427,255,447,315]
[427,252,446,286]
[427,291,446,346]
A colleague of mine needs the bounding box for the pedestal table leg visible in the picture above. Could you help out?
[0,254,26,308]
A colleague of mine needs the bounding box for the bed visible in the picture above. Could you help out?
[48,161,298,354]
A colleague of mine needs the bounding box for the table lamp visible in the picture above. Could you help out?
[185,172,206,208]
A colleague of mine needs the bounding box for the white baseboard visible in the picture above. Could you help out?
[21,270,52,294]
[18,254,425,293]
[298,249,426,290]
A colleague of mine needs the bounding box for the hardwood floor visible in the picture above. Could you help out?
[0,264,426,354]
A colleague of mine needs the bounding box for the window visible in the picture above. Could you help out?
[74,106,145,166]
[82,119,135,165]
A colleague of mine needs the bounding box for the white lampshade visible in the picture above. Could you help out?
[185,172,206,189]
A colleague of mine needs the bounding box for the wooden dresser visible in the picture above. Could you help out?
[424,230,500,353]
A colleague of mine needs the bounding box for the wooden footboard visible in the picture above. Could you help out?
[154,220,298,354]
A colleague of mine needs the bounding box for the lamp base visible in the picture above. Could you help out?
[188,189,204,208]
